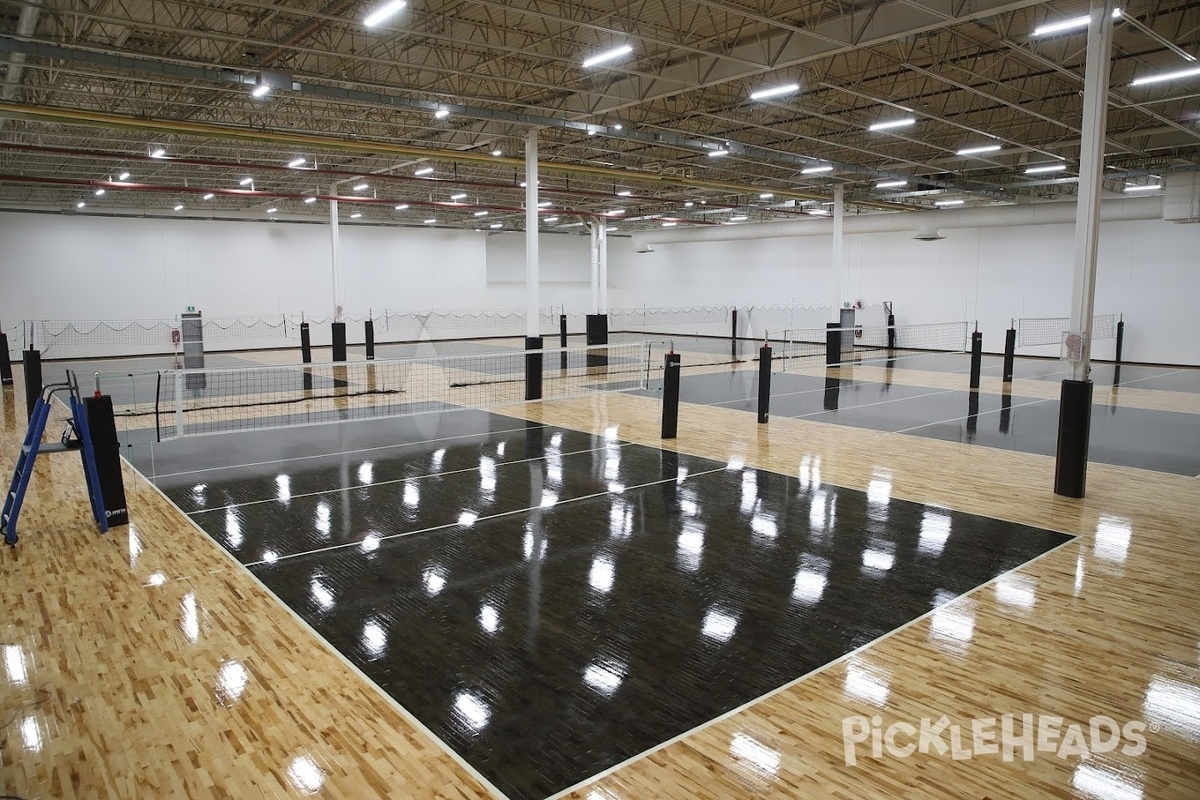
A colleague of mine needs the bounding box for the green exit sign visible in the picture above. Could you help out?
[186,306,196,312]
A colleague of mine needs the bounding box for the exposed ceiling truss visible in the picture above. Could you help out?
[0,0,1196,231]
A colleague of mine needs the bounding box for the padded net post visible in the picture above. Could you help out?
[661,352,681,439]
[524,337,543,401]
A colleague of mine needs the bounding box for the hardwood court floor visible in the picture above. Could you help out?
[1,359,1198,799]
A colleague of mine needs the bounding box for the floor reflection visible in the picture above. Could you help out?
[159,412,1071,800]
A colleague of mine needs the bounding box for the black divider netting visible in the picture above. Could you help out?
[154,342,648,438]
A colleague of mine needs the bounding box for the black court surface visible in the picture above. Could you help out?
[637,369,1200,476]
[134,409,1071,800]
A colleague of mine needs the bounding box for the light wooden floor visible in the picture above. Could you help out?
[2,353,1198,799]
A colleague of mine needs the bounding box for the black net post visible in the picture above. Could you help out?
[300,323,313,391]
[757,345,771,424]
[524,336,543,401]
[331,321,347,362]
[661,352,681,438]
[364,319,375,361]
[84,395,128,527]
[585,314,608,367]
[825,323,840,365]
[969,330,983,390]
[22,349,41,421]
[886,313,896,351]
[1054,379,1094,497]
[0,332,12,385]
[1115,318,1125,363]
[300,322,312,363]
[559,313,568,370]
[730,308,738,359]
[1003,327,1016,382]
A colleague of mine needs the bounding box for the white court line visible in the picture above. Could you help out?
[239,463,731,568]
[121,452,512,800]
[150,421,549,479]
[189,439,641,515]
[894,396,1055,435]
[545,531,1079,800]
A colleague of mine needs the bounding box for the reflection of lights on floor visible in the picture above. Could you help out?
[702,607,738,642]
[286,755,325,794]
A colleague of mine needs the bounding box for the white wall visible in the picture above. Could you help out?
[613,217,1200,366]
[2,210,1198,364]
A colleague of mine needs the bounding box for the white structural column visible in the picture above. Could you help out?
[1067,0,1116,382]
[830,184,845,321]
[598,219,609,313]
[329,192,342,321]
[525,130,540,338]
[589,222,601,313]
[1054,0,1115,499]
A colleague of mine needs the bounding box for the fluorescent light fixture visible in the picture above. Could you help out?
[935,199,965,206]
[1123,184,1162,192]
[202,193,214,200]
[662,221,677,227]
[450,193,468,201]
[613,124,623,131]
[350,213,362,219]
[537,200,552,207]
[414,166,434,176]
[239,176,253,186]
[801,165,834,174]
[304,196,317,203]
[607,227,619,231]
[394,204,409,210]
[543,216,559,223]
[749,83,800,101]
[491,149,502,156]
[150,148,166,158]
[582,44,633,68]
[807,208,830,215]
[606,208,625,216]
[957,144,1002,156]
[1033,9,1121,37]
[1130,66,1200,86]
[288,157,306,168]
[474,210,489,216]
[363,0,406,27]
[1025,164,1068,174]
[434,108,450,119]
[730,215,749,221]
[684,201,694,207]
[708,149,730,157]
[174,204,185,211]
[94,188,105,196]
[617,190,632,196]
[490,222,503,228]
[868,118,916,131]
[875,180,907,188]
[266,207,277,213]
[424,218,436,224]
[759,193,774,200]
[117,171,130,181]
[76,201,85,208]
[251,84,270,98]
[353,183,369,191]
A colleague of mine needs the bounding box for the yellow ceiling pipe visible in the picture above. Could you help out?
[0,101,911,210]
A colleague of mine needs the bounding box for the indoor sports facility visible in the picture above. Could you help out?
[1,1,1198,799]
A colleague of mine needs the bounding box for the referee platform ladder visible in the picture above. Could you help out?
[1,372,108,546]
